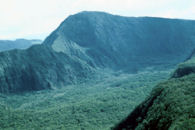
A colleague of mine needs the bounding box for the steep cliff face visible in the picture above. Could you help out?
[44,11,195,71]
[0,45,94,93]
[114,55,195,130]
[1,11,195,93]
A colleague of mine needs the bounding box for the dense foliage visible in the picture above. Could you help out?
[0,70,170,129]
[114,57,195,130]
[0,11,194,130]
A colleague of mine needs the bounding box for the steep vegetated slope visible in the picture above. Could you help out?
[1,11,195,93]
[0,45,94,93]
[0,39,42,52]
[172,55,195,78]
[114,53,195,130]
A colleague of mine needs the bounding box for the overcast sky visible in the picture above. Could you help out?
[0,0,195,40]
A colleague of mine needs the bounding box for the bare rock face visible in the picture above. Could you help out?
[1,11,195,93]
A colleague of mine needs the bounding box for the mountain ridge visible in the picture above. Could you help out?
[45,11,195,71]
[0,39,42,52]
[1,11,195,93]
[0,44,95,93]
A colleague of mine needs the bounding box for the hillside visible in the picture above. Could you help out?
[1,11,195,93]
[0,45,94,93]
[114,54,195,130]
[0,39,42,52]
[44,11,195,71]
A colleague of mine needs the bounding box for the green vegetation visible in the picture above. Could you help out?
[172,56,195,78]
[114,58,195,130]
[1,12,195,93]
[0,70,170,130]
[1,12,195,130]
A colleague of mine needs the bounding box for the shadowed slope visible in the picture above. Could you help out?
[114,54,195,130]
[45,11,195,71]
[0,45,94,93]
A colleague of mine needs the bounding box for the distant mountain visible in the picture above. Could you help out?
[1,11,195,93]
[114,53,195,130]
[0,39,42,52]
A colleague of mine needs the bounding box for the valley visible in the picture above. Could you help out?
[0,11,194,130]
[0,69,171,129]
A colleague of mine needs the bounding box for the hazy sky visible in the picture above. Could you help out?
[0,0,195,40]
